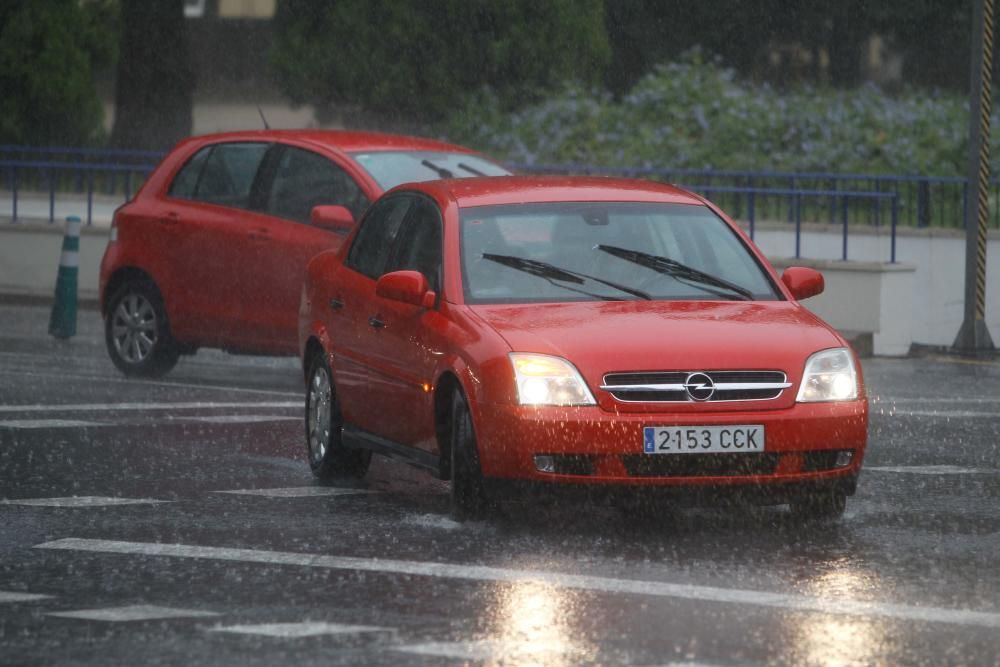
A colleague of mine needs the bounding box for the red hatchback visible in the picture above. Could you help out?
[99,130,508,376]
[299,177,868,519]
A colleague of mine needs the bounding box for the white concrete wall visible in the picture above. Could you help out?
[749,223,1000,348]
[0,223,107,301]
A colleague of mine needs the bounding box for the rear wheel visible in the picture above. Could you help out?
[305,352,370,480]
[449,391,493,520]
[790,490,847,520]
[104,281,179,377]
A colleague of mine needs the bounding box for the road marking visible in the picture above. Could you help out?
[867,465,996,475]
[401,513,462,531]
[34,538,1000,629]
[0,419,102,429]
[208,621,394,638]
[391,639,573,661]
[48,604,219,622]
[0,591,52,603]
[874,397,1000,404]
[5,497,171,508]
[215,487,373,498]
[873,409,1000,418]
[0,362,301,398]
[0,401,300,413]
[183,415,300,424]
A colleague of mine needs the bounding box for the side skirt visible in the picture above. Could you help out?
[341,425,442,478]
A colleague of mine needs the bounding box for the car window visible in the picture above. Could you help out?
[185,142,268,208]
[384,198,443,291]
[266,146,369,224]
[349,151,510,190]
[345,195,412,279]
[168,146,211,199]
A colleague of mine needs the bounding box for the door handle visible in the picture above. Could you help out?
[158,212,179,226]
[248,228,271,241]
[368,316,385,329]
[329,298,344,311]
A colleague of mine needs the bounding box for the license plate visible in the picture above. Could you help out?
[643,425,765,454]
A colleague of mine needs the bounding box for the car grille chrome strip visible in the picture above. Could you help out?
[601,371,790,403]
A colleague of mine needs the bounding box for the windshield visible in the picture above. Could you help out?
[350,151,510,190]
[461,202,778,304]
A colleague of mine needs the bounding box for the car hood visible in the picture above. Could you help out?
[469,300,845,412]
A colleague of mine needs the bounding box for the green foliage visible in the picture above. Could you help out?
[0,0,116,146]
[270,0,610,123]
[443,55,975,177]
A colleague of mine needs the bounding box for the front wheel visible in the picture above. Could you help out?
[305,353,370,480]
[104,281,179,377]
[449,391,493,520]
[790,490,847,520]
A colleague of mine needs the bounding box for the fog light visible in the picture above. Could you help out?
[835,450,854,467]
[534,455,556,473]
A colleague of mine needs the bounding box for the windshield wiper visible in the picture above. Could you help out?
[596,244,754,301]
[481,253,651,301]
[457,162,487,176]
[421,159,454,179]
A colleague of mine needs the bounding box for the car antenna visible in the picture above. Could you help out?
[257,105,271,130]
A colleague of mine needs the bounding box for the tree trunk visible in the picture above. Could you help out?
[110,0,194,150]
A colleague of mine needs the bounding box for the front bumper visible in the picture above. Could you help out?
[473,400,867,490]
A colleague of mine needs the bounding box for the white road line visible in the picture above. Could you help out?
[5,497,171,508]
[391,639,571,662]
[34,538,1000,630]
[873,409,1000,418]
[866,465,997,475]
[183,415,300,424]
[0,419,102,429]
[215,487,373,498]
[0,365,301,398]
[208,621,394,638]
[47,604,219,622]
[872,397,1000,404]
[0,401,300,413]
[0,591,52,603]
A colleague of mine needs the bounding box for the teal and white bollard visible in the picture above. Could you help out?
[48,215,81,340]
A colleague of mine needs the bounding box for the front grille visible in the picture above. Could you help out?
[601,370,789,402]
[548,455,594,476]
[802,450,850,472]
[621,453,780,477]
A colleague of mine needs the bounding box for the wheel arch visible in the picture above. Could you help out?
[303,336,325,382]
[102,266,158,317]
[433,371,465,481]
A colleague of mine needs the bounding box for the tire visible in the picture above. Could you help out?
[790,490,847,520]
[449,391,493,520]
[305,352,370,480]
[104,281,179,378]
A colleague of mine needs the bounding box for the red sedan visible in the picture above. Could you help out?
[99,130,508,376]
[299,177,867,519]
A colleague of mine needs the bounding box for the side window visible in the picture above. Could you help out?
[266,147,370,223]
[385,199,443,291]
[168,146,211,199]
[345,196,412,279]
[191,142,269,208]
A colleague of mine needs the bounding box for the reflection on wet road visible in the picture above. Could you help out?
[1,304,998,666]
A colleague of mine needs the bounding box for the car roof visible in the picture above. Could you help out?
[401,176,706,207]
[187,129,478,154]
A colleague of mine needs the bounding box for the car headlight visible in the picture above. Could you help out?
[796,347,859,402]
[509,353,596,406]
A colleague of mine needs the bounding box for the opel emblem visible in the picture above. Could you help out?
[684,372,715,401]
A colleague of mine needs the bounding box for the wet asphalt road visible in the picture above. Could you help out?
[0,304,998,667]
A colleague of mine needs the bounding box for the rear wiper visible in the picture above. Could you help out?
[457,162,487,176]
[421,159,454,179]
[596,244,754,301]
[481,253,651,301]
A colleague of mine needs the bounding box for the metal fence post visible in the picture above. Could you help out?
[842,195,849,261]
[794,193,802,258]
[891,195,899,263]
[11,168,17,222]
[747,191,756,240]
[917,179,930,227]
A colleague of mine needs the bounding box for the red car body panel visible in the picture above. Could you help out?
[299,176,868,494]
[100,130,494,356]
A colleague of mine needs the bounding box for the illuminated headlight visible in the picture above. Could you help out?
[509,353,596,406]
[796,347,859,402]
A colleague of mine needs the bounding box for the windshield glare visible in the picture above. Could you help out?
[460,202,778,303]
[350,151,510,190]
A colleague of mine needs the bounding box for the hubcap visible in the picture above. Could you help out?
[307,365,332,464]
[111,292,157,364]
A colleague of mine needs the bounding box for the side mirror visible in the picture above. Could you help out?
[781,266,825,300]
[375,270,436,309]
[310,205,354,233]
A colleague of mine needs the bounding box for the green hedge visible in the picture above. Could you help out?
[443,54,978,177]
